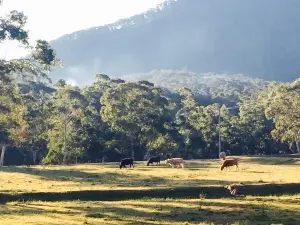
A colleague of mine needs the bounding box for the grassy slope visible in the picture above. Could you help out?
[1,156,300,225]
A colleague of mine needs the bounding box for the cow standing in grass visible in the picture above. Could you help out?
[166,158,184,168]
[221,158,240,171]
[147,156,160,166]
[119,158,134,169]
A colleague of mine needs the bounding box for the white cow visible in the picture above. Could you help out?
[166,158,184,168]
[219,151,226,160]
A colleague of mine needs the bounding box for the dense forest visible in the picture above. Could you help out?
[50,0,300,83]
[1,70,300,165]
[1,1,300,166]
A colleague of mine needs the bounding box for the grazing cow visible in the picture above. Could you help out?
[225,182,245,196]
[219,151,226,160]
[166,158,184,168]
[221,158,240,171]
[119,158,134,169]
[147,156,160,166]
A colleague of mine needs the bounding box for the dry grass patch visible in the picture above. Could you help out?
[0,156,300,194]
[1,194,300,225]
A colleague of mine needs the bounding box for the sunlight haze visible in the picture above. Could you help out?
[0,0,165,59]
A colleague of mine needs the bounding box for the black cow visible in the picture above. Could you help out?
[119,158,134,169]
[147,156,160,166]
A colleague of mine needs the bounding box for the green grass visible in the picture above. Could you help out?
[0,156,300,224]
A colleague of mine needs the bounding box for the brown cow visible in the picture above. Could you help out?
[221,158,240,171]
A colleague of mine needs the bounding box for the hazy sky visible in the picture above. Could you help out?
[0,0,165,59]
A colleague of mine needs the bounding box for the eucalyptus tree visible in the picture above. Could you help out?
[100,81,175,159]
[0,1,58,165]
[43,81,88,164]
[264,79,300,153]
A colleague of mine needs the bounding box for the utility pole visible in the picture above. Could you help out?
[217,105,239,159]
[218,106,221,158]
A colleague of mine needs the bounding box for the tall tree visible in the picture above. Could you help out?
[264,79,300,153]
[100,80,174,159]
[0,1,58,166]
[44,81,88,164]
[19,81,55,164]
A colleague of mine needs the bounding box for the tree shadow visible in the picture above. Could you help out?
[0,203,76,216]
[243,156,300,165]
[0,165,239,189]
[0,166,101,181]
[1,183,300,204]
[0,166,169,187]
[66,199,300,225]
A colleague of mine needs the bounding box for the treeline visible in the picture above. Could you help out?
[1,72,300,166]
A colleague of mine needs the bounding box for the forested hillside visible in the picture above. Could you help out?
[50,0,300,84]
[123,70,270,106]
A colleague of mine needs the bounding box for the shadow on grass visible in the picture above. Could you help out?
[0,166,232,188]
[242,156,300,165]
[0,166,171,187]
[1,183,300,204]
[67,200,300,225]
[0,204,76,216]
[0,166,102,181]
[1,194,300,225]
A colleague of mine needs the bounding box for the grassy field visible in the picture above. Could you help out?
[0,156,300,224]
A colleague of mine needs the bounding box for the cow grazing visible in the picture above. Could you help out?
[147,156,160,166]
[119,158,134,169]
[219,151,226,160]
[220,158,240,171]
[166,158,184,168]
[225,182,245,196]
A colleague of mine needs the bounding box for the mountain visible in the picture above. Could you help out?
[50,0,300,84]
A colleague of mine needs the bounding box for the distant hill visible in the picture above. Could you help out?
[122,70,270,105]
[50,0,300,84]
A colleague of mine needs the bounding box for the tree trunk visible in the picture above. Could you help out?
[131,138,135,160]
[62,114,68,164]
[296,142,300,153]
[0,144,7,166]
[32,151,37,165]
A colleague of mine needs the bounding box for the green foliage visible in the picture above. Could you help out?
[100,80,176,158]
[0,1,60,165]
[3,59,300,165]
[44,82,88,164]
[263,79,300,152]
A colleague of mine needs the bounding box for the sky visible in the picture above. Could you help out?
[0,0,165,59]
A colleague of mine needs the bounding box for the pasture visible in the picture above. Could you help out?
[0,156,300,224]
